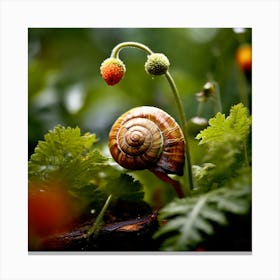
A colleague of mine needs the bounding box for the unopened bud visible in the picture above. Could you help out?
[145,53,170,76]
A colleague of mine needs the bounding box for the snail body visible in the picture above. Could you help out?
[108,106,185,176]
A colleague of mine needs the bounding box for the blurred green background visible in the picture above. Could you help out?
[28,28,251,161]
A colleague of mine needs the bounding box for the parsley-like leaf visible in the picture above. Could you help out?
[28,125,109,205]
[104,173,144,201]
[196,103,251,144]
[193,103,252,190]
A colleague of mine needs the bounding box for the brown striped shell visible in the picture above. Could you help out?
[108,106,185,176]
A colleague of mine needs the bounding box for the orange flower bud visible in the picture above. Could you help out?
[100,58,126,86]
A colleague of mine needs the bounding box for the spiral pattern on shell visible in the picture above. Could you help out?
[108,106,185,176]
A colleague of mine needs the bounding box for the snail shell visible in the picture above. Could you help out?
[108,106,185,176]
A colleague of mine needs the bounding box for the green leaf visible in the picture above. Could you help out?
[28,125,109,206]
[104,173,144,202]
[154,179,251,251]
[69,183,107,208]
[196,103,251,144]
[30,126,96,165]
[193,104,252,190]
[192,163,217,191]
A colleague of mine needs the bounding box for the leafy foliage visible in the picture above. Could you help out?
[104,173,144,201]
[193,103,252,191]
[29,126,106,195]
[154,103,252,250]
[28,29,253,251]
[154,177,251,251]
[28,126,144,208]
[196,103,251,144]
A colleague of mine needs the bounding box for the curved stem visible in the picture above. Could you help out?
[110,42,193,196]
[111,42,153,58]
[165,71,193,195]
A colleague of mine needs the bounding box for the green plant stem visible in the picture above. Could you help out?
[87,194,113,237]
[212,81,223,113]
[111,42,153,58]
[110,41,193,196]
[165,71,193,195]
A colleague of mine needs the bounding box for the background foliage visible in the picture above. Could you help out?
[28,28,252,250]
[28,28,251,155]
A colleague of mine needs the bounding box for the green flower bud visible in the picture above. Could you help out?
[145,53,170,76]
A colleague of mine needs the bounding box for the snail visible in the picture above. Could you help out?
[108,106,185,197]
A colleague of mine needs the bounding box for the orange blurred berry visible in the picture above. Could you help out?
[236,44,252,72]
[28,183,78,237]
[100,57,126,86]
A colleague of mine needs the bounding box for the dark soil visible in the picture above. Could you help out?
[33,200,159,251]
